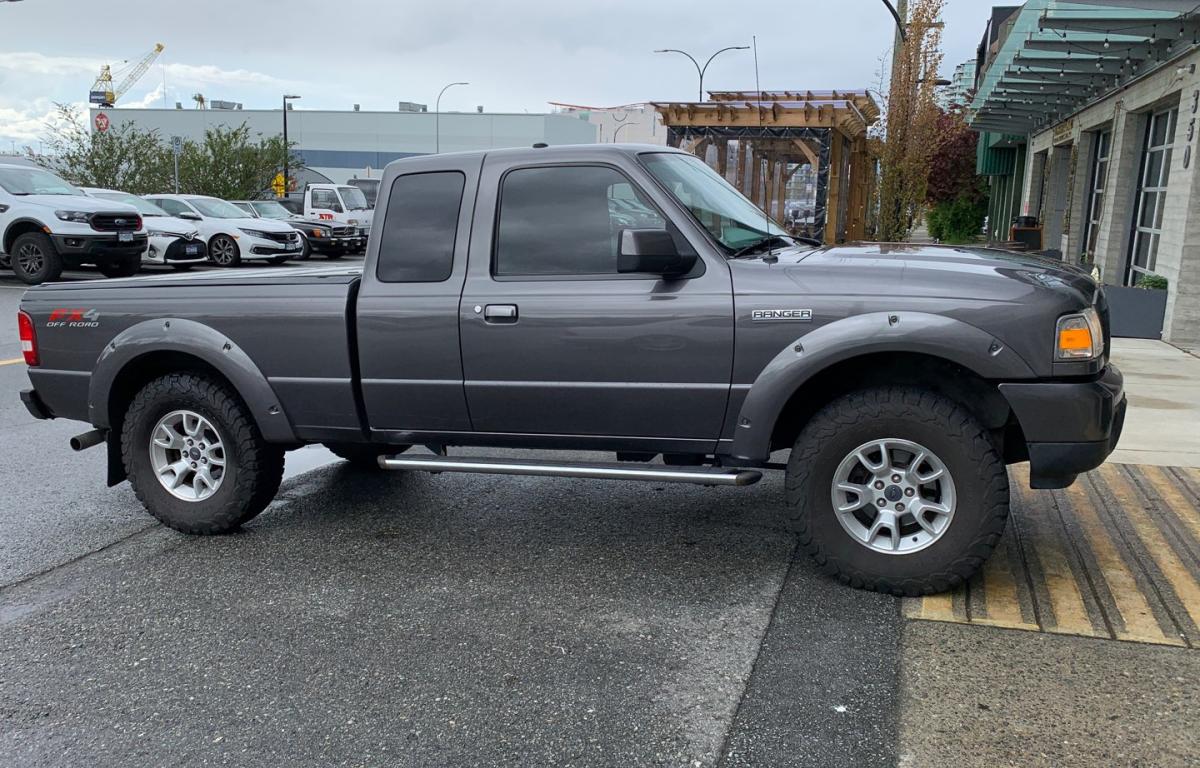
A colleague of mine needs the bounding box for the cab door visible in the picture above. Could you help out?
[457,152,734,451]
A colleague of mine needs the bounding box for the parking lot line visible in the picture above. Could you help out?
[0,358,24,367]
[969,528,1040,631]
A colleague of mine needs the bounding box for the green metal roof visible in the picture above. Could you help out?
[969,1,1200,134]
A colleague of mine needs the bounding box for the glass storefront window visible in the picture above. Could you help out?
[1126,107,1177,284]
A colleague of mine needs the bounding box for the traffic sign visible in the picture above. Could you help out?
[93,112,110,133]
[271,172,286,197]
[171,135,182,153]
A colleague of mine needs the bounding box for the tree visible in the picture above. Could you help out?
[34,104,173,194]
[924,111,986,243]
[875,0,945,242]
[176,124,295,200]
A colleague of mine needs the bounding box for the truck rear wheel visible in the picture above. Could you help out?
[11,232,64,285]
[121,373,284,534]
[785,386,1009,596]
[98,254,140,278]
[324,442,410,469]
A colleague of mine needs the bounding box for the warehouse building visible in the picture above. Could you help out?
[971,0,1200,345]
[89,106,598,185]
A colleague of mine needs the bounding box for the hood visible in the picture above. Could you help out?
[17,194,140,214]
[219,216,296,233]
[142,215,199,238]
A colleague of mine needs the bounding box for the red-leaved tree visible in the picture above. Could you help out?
[926,111,982,205]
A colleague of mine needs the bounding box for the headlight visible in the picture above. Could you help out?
[238,228,270,239]
[1055,307,1104,360]
[310,228,326,237]
[55,210,91,224]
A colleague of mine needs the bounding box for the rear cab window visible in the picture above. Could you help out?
[375,172,466,283]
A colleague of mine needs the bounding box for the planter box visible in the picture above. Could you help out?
[1103,284,1167,339]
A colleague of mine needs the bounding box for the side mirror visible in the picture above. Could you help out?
[178,211,201,221]
[617,229,696,277]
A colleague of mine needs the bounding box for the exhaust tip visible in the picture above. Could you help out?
[70,429,107,452]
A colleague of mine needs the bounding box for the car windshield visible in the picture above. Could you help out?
[640,152,791,253]
[190,197,251,219]
[250,201,293,219]
[0,166,81,196]
[337,186,369,210]
[93,191,167,216]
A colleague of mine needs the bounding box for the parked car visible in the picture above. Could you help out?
[345,177,380,209]
[81,188,207,270]
[301,183,373,249]
[230,200,364,259]
[143,194,302,267]
[18,145,1125,597]
[0,163,146,284]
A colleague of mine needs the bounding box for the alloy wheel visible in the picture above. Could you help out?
[149,409,227,502]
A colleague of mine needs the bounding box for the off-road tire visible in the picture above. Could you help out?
[785,386,1009,596]
[11,231,64,284]
[98,254,140,278]
[208,234,241,267]
[324,442,410,469]
[122,373,285,534]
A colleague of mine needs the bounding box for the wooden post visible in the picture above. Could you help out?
[825,133,845,244]
[735,142,748,194]
[717,139,729,180]
[750,151,763,210]
[775,162,788,223]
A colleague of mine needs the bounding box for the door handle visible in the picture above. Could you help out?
[483,304,518,323]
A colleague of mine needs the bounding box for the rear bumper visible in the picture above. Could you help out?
[999,364,1126,489]
[20,388,53,420]
[51,233,147,263]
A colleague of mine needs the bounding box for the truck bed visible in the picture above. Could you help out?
[21,265,365,441]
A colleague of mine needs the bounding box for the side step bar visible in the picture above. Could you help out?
[377,454,763,486]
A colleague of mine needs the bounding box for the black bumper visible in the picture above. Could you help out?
[309,236,365,253]
[999,364,1126,489]
[51,233,147,264]
[20,388,53,420]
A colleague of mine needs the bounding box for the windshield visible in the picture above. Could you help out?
[250,201,292,219]
[190,197,251,219]
[337,186,369,210]
[0,166,81,196]
[93,191,167,216]
[640,152,789,252]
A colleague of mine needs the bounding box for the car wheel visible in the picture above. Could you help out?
[122,373,285,534]
[98,254,140,278]
[208,234,241,267]
[10,232,64,285]
[298,235,312,260]
[785,386,1009,596]
[323,442,410,469]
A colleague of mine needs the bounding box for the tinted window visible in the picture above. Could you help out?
[154,198,192,217]
[494,165,666,276]
[376,171,465,283]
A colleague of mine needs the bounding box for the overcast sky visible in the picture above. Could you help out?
[0,0,995,149]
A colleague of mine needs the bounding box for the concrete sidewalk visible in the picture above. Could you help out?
[1109,338,1200,468]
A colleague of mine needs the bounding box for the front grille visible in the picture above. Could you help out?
[331,226,356,237]
[262,231,298,244]
[164,238,206,261]
[91,213,141,232]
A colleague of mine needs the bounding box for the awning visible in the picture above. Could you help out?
[969,0,1200,133]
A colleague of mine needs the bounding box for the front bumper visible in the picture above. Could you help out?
[51,233,147,264]
[243,234,304,259]
[999,364,1126,489]
[309,235,366,253]
[146,236,207,264]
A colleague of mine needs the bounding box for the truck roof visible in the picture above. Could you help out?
[385,143,686,168]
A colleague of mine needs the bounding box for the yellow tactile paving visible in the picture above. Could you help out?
[903,462,1199,649]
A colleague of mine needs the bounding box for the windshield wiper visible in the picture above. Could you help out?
[730,234,792,258]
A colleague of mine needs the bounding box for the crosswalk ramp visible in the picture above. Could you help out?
[903,463,1200,648]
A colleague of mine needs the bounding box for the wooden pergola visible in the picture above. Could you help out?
[652,90,879,244]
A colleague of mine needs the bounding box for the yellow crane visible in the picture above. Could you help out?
[89,43,165,108]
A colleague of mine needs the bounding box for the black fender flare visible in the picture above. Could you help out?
[729,311,1037,461]
[88,317,298,444]
[2,217,51,252]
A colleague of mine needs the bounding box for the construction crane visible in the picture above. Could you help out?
[89,43,165,108]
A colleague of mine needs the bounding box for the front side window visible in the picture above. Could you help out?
[640,152,787,252]
[0,166,80,196]
[376,171,465,283]
[311,189,342,211]
[494,165,666,276]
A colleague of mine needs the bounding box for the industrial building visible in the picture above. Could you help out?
[970,0,1200,346]
[90,105,598,184]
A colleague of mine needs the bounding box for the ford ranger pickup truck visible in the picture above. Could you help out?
[16,145,1125,596]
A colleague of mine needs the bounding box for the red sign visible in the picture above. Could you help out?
[93,112,110,133]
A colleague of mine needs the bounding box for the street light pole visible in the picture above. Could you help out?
[611,122,639,143]
[435,82,469,154]
[282,94,300,197]
[654,45,749,101]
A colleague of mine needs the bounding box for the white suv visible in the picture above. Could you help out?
[81,189,208,270]
[0,163,147,284]
[144,194,302,267]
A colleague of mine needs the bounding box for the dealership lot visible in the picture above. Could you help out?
[1,273,1199,767]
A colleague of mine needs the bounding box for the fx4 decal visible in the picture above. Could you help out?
[47,309,100,328]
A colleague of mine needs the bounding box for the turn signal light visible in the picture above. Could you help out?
[18,310,38,367]
[1055,308,1103,360]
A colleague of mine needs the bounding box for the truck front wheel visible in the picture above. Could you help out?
[122,373,284,534]
[785,386,1009,596]
[10,232,64,285]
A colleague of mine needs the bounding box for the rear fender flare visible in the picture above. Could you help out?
[729,311,1036,461]
[88,317,298,443]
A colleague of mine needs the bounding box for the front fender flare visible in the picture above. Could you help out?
[88,317,298,443]
[729,311,1036,461]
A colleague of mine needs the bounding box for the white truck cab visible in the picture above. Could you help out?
[0,164,147,284]
[302,184,373,248]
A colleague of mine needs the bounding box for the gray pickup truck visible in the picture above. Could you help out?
[17,144,1125,595]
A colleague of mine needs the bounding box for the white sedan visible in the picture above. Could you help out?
[143,194,303,267]
[81,188,208,270]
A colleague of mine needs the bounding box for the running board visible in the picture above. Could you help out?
[377,454,763,486]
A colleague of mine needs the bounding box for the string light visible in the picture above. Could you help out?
[1103,37,1111,49]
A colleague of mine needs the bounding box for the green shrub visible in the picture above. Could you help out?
[1135,273,1168,290]
[925,196,985,244]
